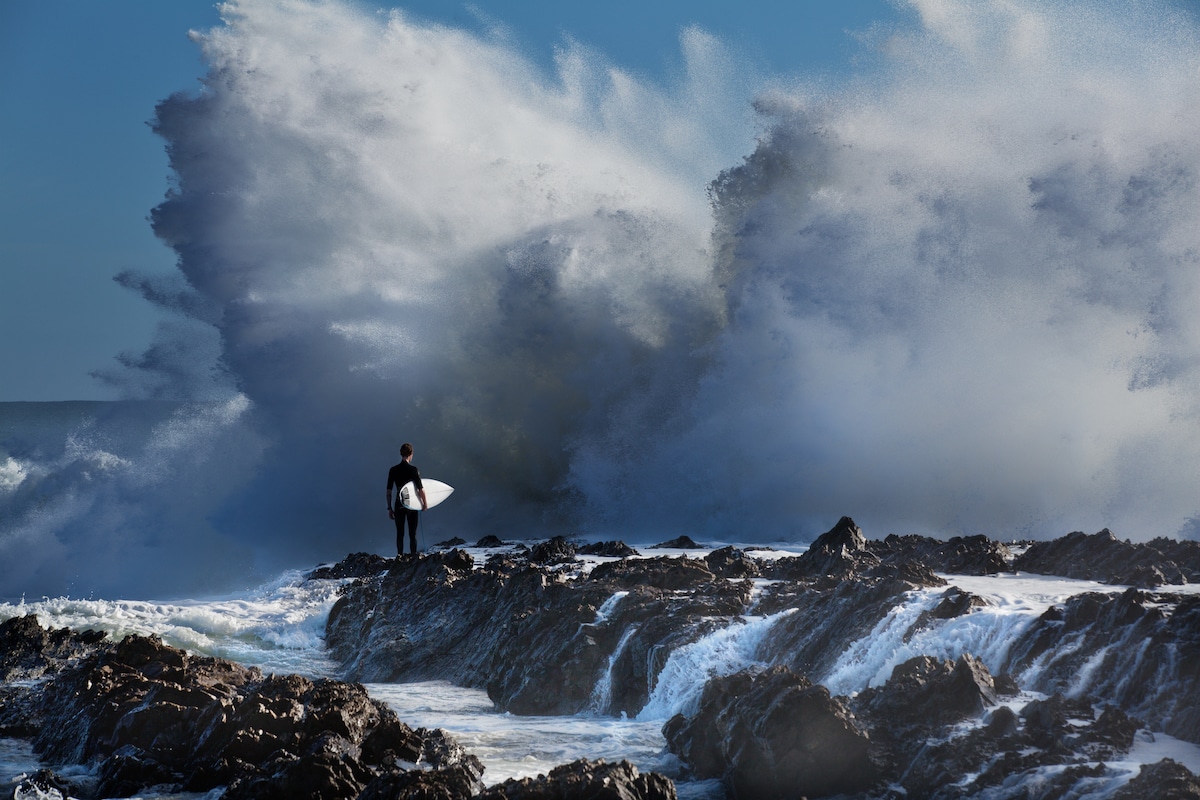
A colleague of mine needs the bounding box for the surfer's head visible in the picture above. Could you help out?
[400,442,414,460]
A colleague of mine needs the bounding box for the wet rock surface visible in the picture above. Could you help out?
[578,540,641,558]
[663,665,874,799]
[649,536,704,549]
[761,517,1009,582]
[9,518,1200,800]
[853,654,1000,734]
[1112,758,1200,799]
[478,758,677,800]
[0,613,107,682]
[1001,587,1200,743]
[322,517,1200,798]
[0,617,483,800]
[1015,528,1200,587]
[307,551,394,580]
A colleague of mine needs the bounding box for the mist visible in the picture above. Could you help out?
[2,0,1198,598]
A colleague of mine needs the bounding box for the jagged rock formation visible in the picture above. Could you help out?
[761,516,1011,581]
[0,612,107,684]
[321,516,1200,799]
[307,551,394,580]
[1002,587,1200,743]
[325,549,756,716]
[704,545,760,579]
[0,616,483,800]
[1015,528,1200,587]
[579,540,641,558]
[477,759,676,800]
[657,649,1175,799]
[10,516,1200,800]
[0,615,676,800]
[873,531,1013,575]
[663,665,874,799]
[650,536,705,549]
[1113,758,1200,799]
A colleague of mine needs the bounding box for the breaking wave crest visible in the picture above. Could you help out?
[3,0,1200,597]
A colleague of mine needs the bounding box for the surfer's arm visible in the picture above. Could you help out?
[386,475,395,517]
[418,487,428,511]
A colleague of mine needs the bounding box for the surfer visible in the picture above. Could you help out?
[386,442,427,555]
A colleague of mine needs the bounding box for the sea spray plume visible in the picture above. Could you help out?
[573,0,1200,542]
[128,0,755,574]
[7,0,1197,599]
[0,397,262,598]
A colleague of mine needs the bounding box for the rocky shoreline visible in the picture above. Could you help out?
[0,615,671,799]
[3,518,1200,798]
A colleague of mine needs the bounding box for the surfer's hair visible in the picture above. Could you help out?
[400,442,414,458]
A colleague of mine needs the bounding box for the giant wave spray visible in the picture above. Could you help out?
[2,0,1199,597]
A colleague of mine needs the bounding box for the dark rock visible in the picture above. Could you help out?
[664,666,873,799]
[994,672,1021,696]
[0,613,107,681]
[588,556,717,591]
[814,515,868,554]
[96,745,181,799]
[1112,758,1200,800]
[326,546,762,718]
[476,535,507,548]
[307,552,393,580]
[358,763,482,800]
[854,654,998,735]
[4,618,480,800]
[10,769,79,800]
[761,525,1007,583]
[1020,693,1097,752]
[1003,590,1200,743]
[926,587,990,620]
[759,517,967,588]
[797,516,878,579]
[329,558,618,714]
[704,546,760,579]
[874,533,1013,575]
[578,540,640,558]
[1088,705,1141,757]
[529,535,577,565]
[985,704,1020,739]
[649,536,704,549]
[1015,529,1200,587]
[886,559,948,588]
[436,537,468,548]
[478,758,676,800]
[757,576,938,678]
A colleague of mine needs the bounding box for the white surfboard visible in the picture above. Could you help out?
[400,479,454,511]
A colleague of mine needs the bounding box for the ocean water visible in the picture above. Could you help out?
[5,0,1200,792]
[5,0,1200,603]
[5,547,1200,798]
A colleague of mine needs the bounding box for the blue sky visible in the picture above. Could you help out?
[1,0,902,401]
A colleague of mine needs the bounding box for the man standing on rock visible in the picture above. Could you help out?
[386,442,427,556]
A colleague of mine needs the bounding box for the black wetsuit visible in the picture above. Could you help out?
[387,461,424,554]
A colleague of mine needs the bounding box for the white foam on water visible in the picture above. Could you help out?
[588,623,640,715]
[818,571,1185,696]
[592,590,629,624]
[4,552,1200,794]
[820,588,946,695]
[0,571,343,678]
[636,609,797,721]
[365,681,679,787]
